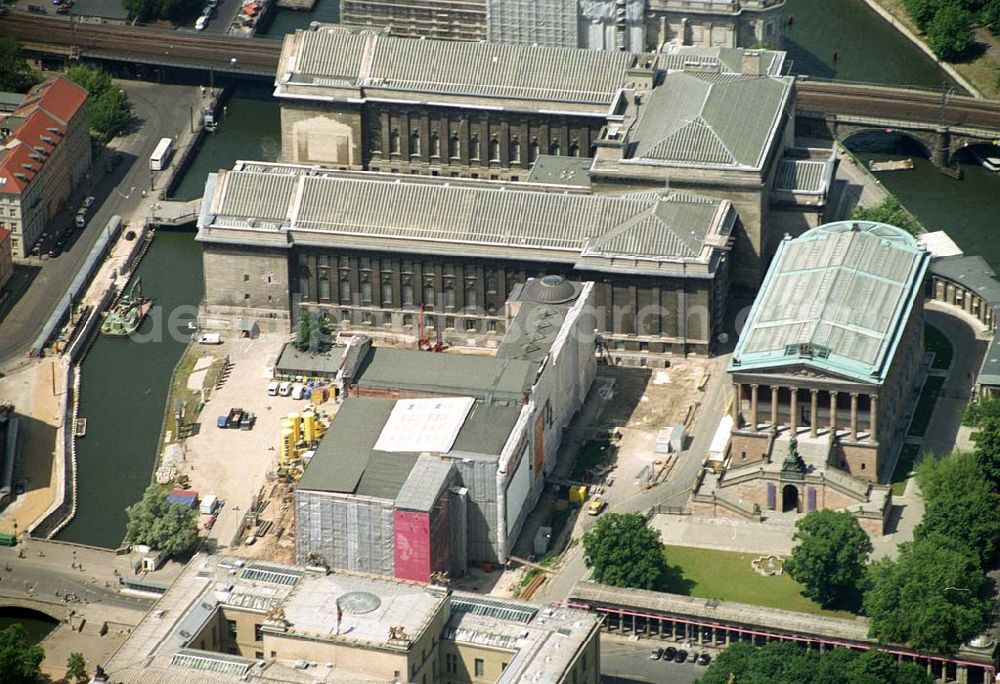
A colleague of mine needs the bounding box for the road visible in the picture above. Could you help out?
[0,81,201,369]
[537,355,731,603]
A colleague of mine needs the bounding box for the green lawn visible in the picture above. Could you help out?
[890,444,922,496]
[925,325,953,370]
[661,545,857,619]
[907,376,944,438]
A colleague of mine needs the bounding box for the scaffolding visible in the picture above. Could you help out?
[486,0,578,48]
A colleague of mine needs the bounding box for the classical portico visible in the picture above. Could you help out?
[693,221,930,532]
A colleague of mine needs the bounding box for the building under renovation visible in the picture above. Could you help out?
[692,222,929,533]
[341,0,783,52]
[295,278,596,579]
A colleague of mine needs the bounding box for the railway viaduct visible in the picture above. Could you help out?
[3,13,1000,167]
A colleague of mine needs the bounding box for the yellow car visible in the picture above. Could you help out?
[587,498,606,516]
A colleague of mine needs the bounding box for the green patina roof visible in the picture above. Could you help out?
[728,221,930,384]
[627,71,792,169]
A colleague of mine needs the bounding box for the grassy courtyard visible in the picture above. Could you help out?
[660,545,857,619]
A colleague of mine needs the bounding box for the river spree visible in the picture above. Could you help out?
[56,230,202,548]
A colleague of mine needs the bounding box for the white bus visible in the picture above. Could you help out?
[149,137,174,171]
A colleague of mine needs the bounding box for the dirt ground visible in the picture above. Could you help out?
[164,333,337,559]
[0,359,66,535]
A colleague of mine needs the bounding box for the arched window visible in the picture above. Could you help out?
[443,283,456,309]
[430,131,441,158]
[489,137,500,162]
[360,277,372,304]
[470,134,481,160]
[550,140,560,156]
[390,129,400,155]
[529,140,540,163]
[485,271,498,295]
[510,137,521,164]
[381,278,393,305]
[338,277,350,303]
[423,281,436,309]
[318,276,331,301]
[402,278,414,306]
[410,131,420,157]
[464,280,477,309]
[449,132,460,159]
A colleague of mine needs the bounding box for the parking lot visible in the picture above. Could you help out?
[172,334,337,554]
[600,637,710,683]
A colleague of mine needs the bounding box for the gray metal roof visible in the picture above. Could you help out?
[730,221,930,384]
[931,255,1000,306]
[356,348,536,403]
[394,454,454,513]
[657,45,787,77]
[275,343,347,376]
[283,25,635,106]
[299,397,521,496]
[775,158,828,194]
[627,71,792,169]
[202,165,729,269]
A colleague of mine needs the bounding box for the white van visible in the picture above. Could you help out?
[278,381,292,397]
[291,384,304,400]
[267,381,279,396]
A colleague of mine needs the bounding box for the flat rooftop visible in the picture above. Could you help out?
[298,397,522,496]
[275,342,348,375]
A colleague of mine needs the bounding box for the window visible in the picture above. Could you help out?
[445,316,455,330]
[423,281,436,309]
[243,273,250,282]
[244,293,250,301]
[510,136,521,163]
[390,129,400,155]
[255,651,264,659]
[270,651,277,658]
[445,653,458,674]
[403,313,414,327]
[489,137,500,161]
[254,624,264,642]
[470,133,480,160]
[226,620,238,638]
[464,280,477,309]
[402,279,414,306]
[487,319,498,333]
[410,131,420,156]
[486,271,498,295]
[338,277,351,303]
[359,256,371,270]
[430,131,441,158]
[569,141,580,157]
[449,132,460,159]
[550,140,561,155]
[443,283,455,309]
[318,276,331,301]
[474,658,484,677]
[381,278,392,305]
[529,139,540,163]
[361,277,372,304]
[501,662,508,672]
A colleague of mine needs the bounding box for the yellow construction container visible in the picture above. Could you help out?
[568,485,588,504]
[303,409,316,444]
[280,428,295,464]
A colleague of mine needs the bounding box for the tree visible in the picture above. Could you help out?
[969,416,1000,487]
[0,624,44,684]
[903,0,944,28]
[0,37,40,94]
[65,65,132,142]
[914,451,1000,565]
[851,195,921,236]
[125,484,198,556]
[864,536,988,654]
[926,5,974,61]
[962,398,1000,427]
[784,510,872,608]
[295,310,312,351]
[984,0,1000,35]
[581,513,667,590]
[65,652,88,683]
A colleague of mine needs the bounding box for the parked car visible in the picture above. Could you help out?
[697,653,711,666]
[267,381,279,396]
[663,647,676,662]
[83,195,95,208]
[674,650,688,664]
[245,535,257,546]
[27,5,47,13]
[195,14,208,30]
[47,246,61,258]
[278,381,292,397]
[649,648,663,660]
[587,497,606,516]
[56,5,70,13]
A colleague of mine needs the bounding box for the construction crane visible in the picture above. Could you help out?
[417,305,442,352]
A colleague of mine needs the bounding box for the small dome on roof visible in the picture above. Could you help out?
[521,275,578,304]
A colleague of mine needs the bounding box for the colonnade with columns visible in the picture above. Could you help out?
[731,382,878,443]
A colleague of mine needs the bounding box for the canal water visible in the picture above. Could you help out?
[52,0,996,547]
[0,607,59,644]
[56,229,203,548]
[784,0,955,89]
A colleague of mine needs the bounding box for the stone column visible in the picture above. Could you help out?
[770,386,779,429]
[829,391,838,434]
[750,384,759,431]
[732,383,741,425]
[870,395,878,442]
[789,387,798,434]
[810,390,819,438]
[850,393,859,441]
